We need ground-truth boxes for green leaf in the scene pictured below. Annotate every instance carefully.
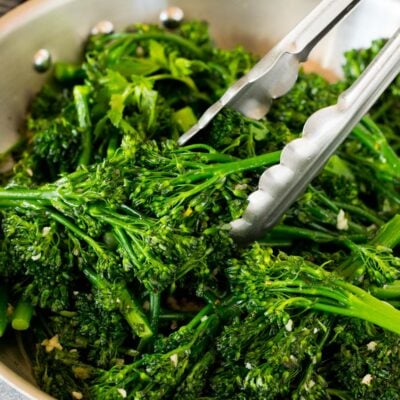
[108,88,132,128]
[173,106,198,133]
[131,76,158,129]
[100,70,129,94]
[149,40,168,67]
[112,57,161,77]
[173,57,193,77]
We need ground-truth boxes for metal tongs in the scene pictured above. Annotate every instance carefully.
[178,0,400,243]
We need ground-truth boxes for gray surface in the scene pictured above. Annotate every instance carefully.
[0,379,26,400]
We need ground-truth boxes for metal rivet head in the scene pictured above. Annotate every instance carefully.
[33,49,52,73]
[91,20,114,35]
[160,6,184,29]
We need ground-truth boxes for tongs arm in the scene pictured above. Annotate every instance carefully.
[178,0,361,145]
[230,27,400,242]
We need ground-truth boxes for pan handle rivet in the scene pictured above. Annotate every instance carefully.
[33,49,52,73]
[160,6,184,29]
[91,20,114,35]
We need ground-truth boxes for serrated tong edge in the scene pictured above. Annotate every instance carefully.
[230,27,400,242]
[178,0,361,146]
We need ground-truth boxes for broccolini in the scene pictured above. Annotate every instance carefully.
[0,20,399,400]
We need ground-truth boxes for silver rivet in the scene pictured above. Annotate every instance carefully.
[160,6,184,29]
[91,20,114,35]
[33,49,52,73]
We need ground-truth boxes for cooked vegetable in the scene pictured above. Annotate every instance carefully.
[0,21,399,400]
[0,285,8,337]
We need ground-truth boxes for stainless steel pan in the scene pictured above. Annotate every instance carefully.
[0,0,399,398]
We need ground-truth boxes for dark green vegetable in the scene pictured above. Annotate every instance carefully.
[0,285,8,337]
[11,299,34,331]
[0,20,399,400]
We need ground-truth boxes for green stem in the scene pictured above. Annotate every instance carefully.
[339,214,400,279]
[352,117,400,178]
[83,268,153,339]
[185,304,214,331]
[47,211,152,338]
[0,285,8,337]
[11,300,34,331]
[172,150,281,185]
[260,224,367,245]
[54,62,85,83]
[388,300,400,308]
[0,189,57,204]
[326,389,353,400]
[112,226,167,292]
[150,74,209,101]
[370,281,400,300]
[263,225,334,243]
[106,133,119,158]
[0,151,280,210]
[104,32,204,58]
[149,291,161,334]
[335,280,400,334]
[309,187,366,233]
[73,85,92,166]
[333,201,385,226]
[268,276,400,334]
[159,311,196,321]
[297,318,330,394]
[370,214,400,248]
[48,210,105,257]
[270,284,350,307]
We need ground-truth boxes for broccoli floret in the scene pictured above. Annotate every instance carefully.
[329,319,400,400]
[91,304,221,399]
[228,243,400,334]
[268,71,342,132]
[1,211,74,311]
[1,18,400,400]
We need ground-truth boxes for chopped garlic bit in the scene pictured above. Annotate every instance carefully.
[367,341,377,352]
[41,335,63,352]
[31,253,41,261]
[42,226,51,236]
[234,183,248,191]
[245,362,252,370]
[311,356,317,365]
[26,168,33,177]
[170,353,179,367]
[285,319,293,332]
[200,315,208,322]
[361,373,373,385]
[336,209,349,231]
[304,379,316,392]
[72,392,83,400]
[72,366,91,380]
[115,358,125,367]
[117,388,127,398]
[289,355,298,365]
